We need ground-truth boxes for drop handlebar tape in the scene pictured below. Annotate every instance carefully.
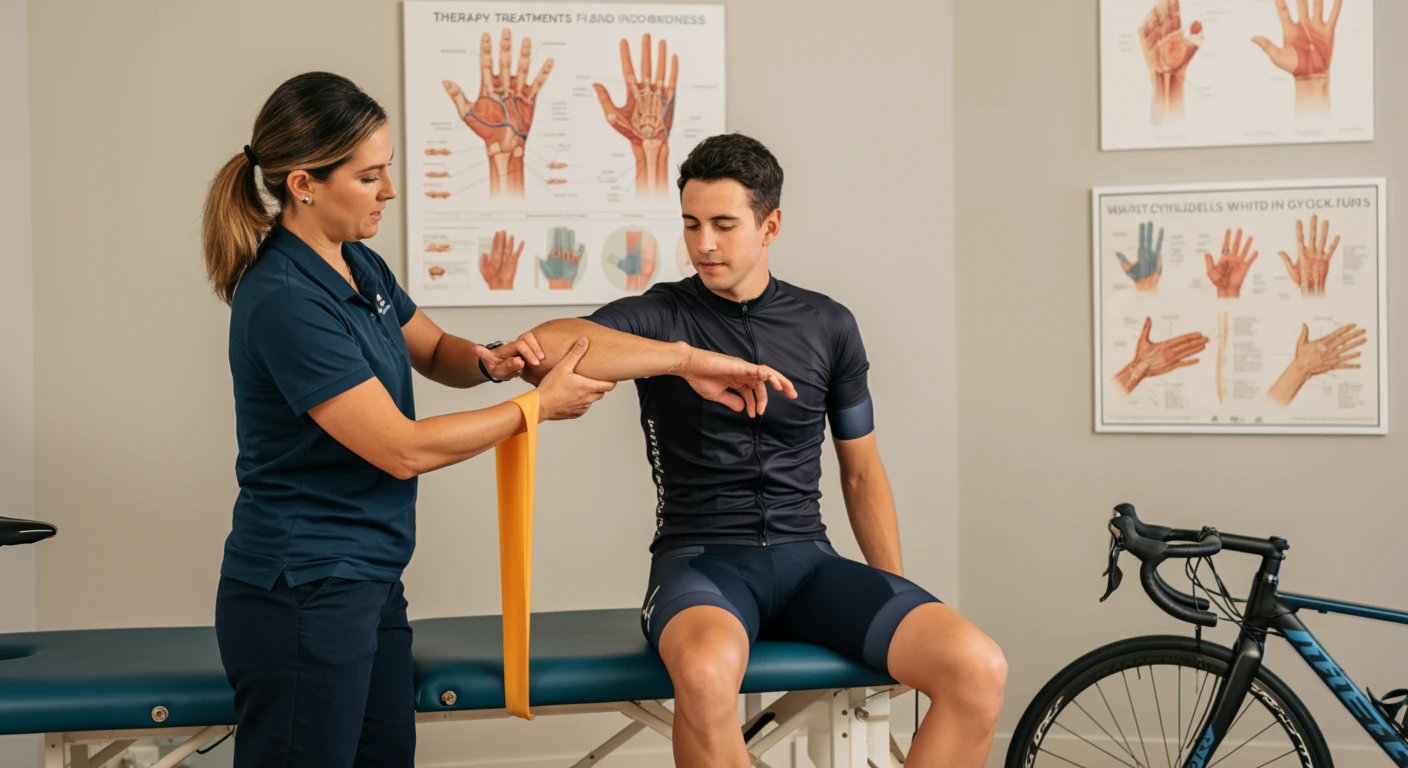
[498,390,539,720]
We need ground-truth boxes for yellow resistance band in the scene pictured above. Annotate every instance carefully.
[498,390,539,720]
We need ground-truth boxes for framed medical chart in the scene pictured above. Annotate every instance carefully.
[402,1,726,307]
[1093,177,1387,434]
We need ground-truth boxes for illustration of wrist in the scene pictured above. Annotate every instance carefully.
[548,278,573,289]
[642,138,663,192]
[507,154,526,196]
[1114,361,1147,394]
[1216,285,1241,299]
[1268,365,1307,405]
[1134,276,1159,292]
[1294,76,1330,112]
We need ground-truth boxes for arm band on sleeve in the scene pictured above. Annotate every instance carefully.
[829,396,875,440]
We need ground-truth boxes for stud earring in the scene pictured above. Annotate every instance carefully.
[302,196,312,205]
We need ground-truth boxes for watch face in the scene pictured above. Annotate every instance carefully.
[486,341,505,350]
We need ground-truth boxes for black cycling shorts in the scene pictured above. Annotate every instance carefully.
[639,540,942,674]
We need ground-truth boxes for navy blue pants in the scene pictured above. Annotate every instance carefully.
[214,575,415,767]
[640,540,942,674]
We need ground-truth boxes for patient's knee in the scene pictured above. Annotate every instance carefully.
[929,634,1007,722]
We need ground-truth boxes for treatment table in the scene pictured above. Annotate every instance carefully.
[0,402,913,766]
[0,607,912,767]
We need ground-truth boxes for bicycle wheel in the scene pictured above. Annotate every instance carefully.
[1006,635,1331,768]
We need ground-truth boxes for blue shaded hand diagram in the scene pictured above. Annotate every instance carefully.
[1116,221,1164,291]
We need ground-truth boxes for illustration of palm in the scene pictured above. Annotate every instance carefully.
[1204,227,1259,298]
[443,28,553,198]
[593,34,678,197]
[1253,0,1341,79]
[1116,221,1163,292]
[1140,0,1201,77]
[538,227,585,290]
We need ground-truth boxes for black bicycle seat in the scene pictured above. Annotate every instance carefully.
[0,516,56,547]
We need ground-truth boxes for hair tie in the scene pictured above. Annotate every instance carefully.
[243,145,259,166]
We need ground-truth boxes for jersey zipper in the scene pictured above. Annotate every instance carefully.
[740,300,769,546]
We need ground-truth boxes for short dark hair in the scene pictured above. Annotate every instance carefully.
[677,133,783,225]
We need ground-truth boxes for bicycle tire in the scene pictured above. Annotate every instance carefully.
[1006,634,1332,768]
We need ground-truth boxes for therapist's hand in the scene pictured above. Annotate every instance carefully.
[536,337,615,421]
[474,331,546,383]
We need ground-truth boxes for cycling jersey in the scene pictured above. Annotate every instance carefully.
[585,273,875,554]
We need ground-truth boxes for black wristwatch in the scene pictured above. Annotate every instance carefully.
[479,340,507,383]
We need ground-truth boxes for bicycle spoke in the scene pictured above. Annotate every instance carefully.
[1150,666,1172,768]
[1097,680,1143,764]
[1122,669,1153,768]
[1208,719,1280,768]
[1052,721,1144,768]
[1252,748,1300,768]
[1038,746,1092,768]
[1071,699,1145,765]
[1178,669,1215,764]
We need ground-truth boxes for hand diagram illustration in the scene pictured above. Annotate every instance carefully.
[538,227,585,290]
[606,229,658,291]
[1139,0,1203,124]
[480,230,523,291]
[1114,317,1208,396]
[593,34,678,197]
[1278,214,1339,296]
[1267,321,1364,405]
[1116,221,1164,292]
[1253,0,1341,112]
[1204,228,1259,298]
[443,29,554,197]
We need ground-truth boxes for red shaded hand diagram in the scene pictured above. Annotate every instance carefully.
[1253,0,1341,112]
[1114,317,1209,396]
[1204,227,1259,298]
[594,34,678,197]
[1279,214,1339,296]
[480,230,523,290]
[1267,321,1364,405]
[444,29,554,197]
[1139,0,1203,124]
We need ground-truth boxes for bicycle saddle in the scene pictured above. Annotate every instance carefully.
[0,516,56,547]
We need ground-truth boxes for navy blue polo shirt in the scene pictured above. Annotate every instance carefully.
[222,226,419,590]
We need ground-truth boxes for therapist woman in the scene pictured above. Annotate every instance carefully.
[198,71,611,766]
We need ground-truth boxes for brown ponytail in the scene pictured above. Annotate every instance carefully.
[200,72,388,306]
[202,150,273,305]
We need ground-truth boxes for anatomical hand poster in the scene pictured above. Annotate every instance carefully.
[1093,178,1387,434]
[1099,0,1374,151]
[401,1,724,307]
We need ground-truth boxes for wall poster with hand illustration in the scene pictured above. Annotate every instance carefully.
[1093,178,1387,434]
[1099,0,1374,151]
[402,1,724,307]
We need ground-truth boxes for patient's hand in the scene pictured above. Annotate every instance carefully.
[683,348,798,418]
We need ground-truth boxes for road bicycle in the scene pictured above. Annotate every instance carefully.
[1006,502,1408,768]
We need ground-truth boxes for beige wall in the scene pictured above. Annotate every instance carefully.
[955,2,1404,765]
[0,0,39,762]
[28,0,955,765]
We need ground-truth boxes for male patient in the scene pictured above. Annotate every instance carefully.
[518,133,1006,767]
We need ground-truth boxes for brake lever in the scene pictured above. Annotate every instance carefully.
[1100,531,1124,602]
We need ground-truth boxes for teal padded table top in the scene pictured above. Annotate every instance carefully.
[0,608,895,735]
[0,625,237,736]
[412,608,896,713]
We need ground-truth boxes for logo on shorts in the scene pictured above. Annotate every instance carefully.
[642,585,661,630]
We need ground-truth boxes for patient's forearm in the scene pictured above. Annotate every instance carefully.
[843,469,904,577]
[528,318,689,382]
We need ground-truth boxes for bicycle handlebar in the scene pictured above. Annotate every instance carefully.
[1110,502,1223,627]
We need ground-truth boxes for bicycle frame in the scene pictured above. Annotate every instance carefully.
[1182,551,1408,767]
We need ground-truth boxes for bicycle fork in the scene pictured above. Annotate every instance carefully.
[1181,553,1408,767]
